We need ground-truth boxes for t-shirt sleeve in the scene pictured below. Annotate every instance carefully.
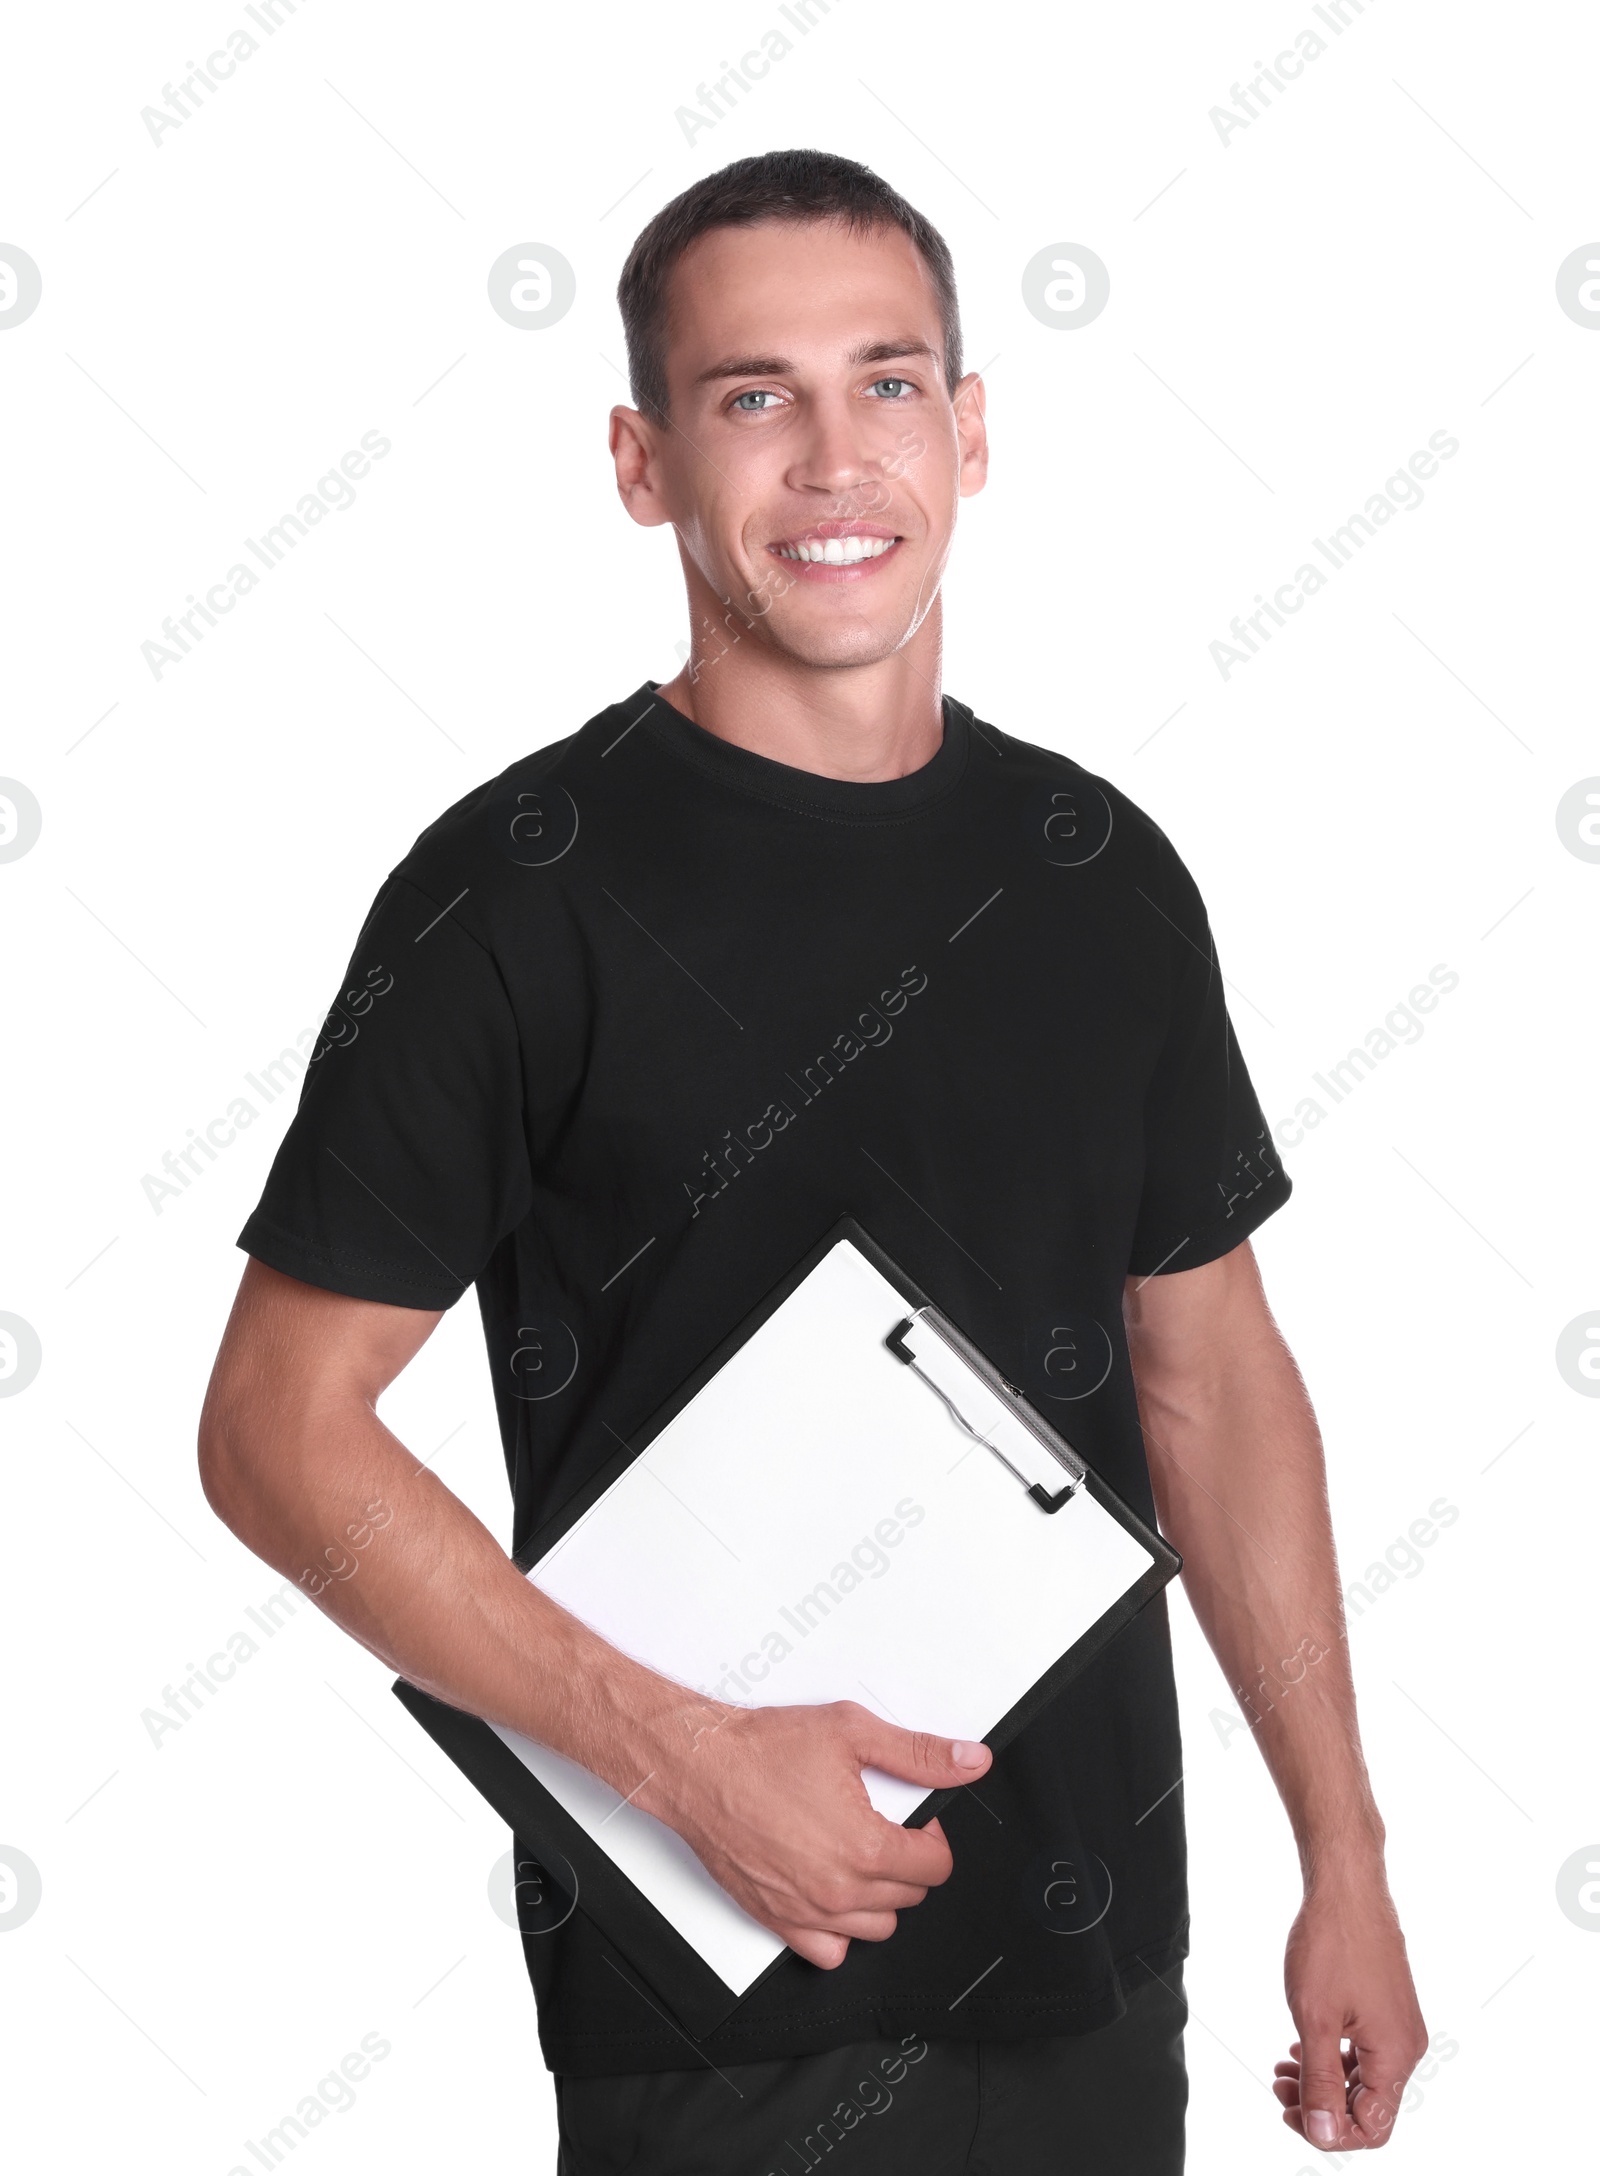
[237,873,534,1310]
[1126,840,1291,1278]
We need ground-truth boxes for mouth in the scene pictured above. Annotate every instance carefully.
[766,521,904,580]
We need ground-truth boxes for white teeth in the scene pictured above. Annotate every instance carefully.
[776,535,896,563]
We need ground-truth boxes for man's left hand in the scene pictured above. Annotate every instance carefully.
[1274,1863,1428,2151]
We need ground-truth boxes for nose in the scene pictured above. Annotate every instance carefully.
[784,391,881,506]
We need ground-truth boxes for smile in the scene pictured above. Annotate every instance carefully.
[772,534,900,565]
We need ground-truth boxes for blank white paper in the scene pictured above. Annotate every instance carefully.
[490,1239,1155,1997]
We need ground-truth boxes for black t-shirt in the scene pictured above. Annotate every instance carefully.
[238,682,1291,2077]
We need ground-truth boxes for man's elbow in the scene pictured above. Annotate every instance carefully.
[196,1355,298,1539]
[197,1381,256,1534]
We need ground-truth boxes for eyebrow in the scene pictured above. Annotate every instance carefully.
[692,337,941,388]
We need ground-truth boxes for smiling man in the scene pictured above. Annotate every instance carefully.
[200,151,1426,2173]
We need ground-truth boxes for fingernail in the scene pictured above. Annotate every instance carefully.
[1307,2110,1338,2146]
[950,1739,987,1770]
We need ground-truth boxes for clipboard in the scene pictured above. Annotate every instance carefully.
[393,1214,1181,2040]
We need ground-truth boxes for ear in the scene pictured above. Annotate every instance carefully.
[952,371,989,499]
[610,405,675,528]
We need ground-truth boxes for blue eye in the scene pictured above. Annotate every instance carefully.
[733,389,779,410]
[870,378,913,398]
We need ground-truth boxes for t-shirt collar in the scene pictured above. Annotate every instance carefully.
[627,680,970,821]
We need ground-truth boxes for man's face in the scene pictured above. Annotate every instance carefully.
[617,217,987,670]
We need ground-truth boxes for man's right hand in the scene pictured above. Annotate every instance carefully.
[638,1698,992,1968]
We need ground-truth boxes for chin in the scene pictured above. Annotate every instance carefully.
[764,617,919,671]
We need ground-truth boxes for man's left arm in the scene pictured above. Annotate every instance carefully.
[1124,1236,1428,2154]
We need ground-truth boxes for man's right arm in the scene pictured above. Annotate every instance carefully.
[198,1257,988,1967]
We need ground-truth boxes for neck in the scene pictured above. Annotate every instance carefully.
[653,602,946,783]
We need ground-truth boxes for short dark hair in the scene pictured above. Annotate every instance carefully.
[617,149,963,428]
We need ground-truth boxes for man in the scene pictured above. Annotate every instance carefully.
[199,150,1426,2171]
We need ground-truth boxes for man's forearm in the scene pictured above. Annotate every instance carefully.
[1125,1248,1383,1877]
[1128,1243,1429,2150]
[199,1390,711,1805]
[197,1288,989,1973]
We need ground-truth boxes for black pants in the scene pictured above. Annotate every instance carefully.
[555,1966,1187,2174]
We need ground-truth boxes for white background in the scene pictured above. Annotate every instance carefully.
[2,1,1596,2169]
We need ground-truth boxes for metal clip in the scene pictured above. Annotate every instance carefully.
[885,1317,1076,1512]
